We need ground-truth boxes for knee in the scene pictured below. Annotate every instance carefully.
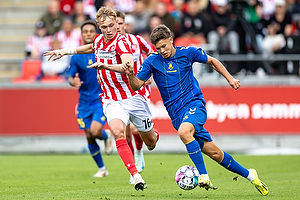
[178,130,193,144]
[90,128,102,139]
[111,128,125,140]
[86,132,95,144]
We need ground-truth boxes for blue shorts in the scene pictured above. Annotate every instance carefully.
[171,100,212,142]
[76,102,107,130]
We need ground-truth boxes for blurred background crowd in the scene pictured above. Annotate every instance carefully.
[23,0,300,80]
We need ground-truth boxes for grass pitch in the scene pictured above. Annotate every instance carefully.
[0,153,299,199]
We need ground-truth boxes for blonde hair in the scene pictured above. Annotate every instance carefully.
[95,6,117,23]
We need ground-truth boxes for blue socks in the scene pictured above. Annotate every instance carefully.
[99,129,108,140]
[219,151,249,178]
[185,139,207,174]
[186,138,249,178]
[88,142,104,168]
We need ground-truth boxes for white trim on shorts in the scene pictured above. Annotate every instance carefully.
[102,94,153,132]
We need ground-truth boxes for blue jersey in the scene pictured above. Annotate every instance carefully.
[136,46,208,120]
[68,54,101,106]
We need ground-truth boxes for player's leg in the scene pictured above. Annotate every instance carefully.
[104,99,146,191]
[130,123,145,173]
[128,95,159,151]
[202,141,268,195]
[85,128,108,177]
[76,108,108,178]
[125,124,134,155]
[126,124,136,184]
[90,105,113,155]
[109,118,146,190]
[177,122,215,190]
[176,101,216,190]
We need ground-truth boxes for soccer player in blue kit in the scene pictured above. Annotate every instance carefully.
[124,24,269,196]
[67,20,113,178]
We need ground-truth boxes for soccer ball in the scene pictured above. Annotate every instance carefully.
[175,165,199,190]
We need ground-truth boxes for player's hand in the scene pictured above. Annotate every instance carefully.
[122,62,134,75]
[43,49,67,61]
[145,77,152,85]
[74,73,83,88]
[228,78,241,90]
[87,62,106,70]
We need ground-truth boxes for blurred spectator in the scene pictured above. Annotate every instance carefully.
[197,0,210,12]
[124,14,135,34]
[154,1,176,35]
[260,0,276,20]
[41,39,70,79]
[25,21,53,59]
[72,0,91,29]
[114,0,136,13]
[149,14,162,33]
[207,0,240,54]
[83,0,98,19]
[137,14,162,50]
[132,0,152,34]
[94,0,107,11]
[171,0,184,36]
[262,0,293,74]
[245,0,268,51]
[176,0,212,46]
[40,0,66,35]
[262,0,293,55]
[55,17,82,49]
[103,0,116,8]
[60,0,75,15]
[292,0,300,13]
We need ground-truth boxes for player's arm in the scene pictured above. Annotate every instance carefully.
[88,53,133,73]
[68,73,83,88]
[206,55,241,90]
[44,44,93,61]
[123,62,145,91]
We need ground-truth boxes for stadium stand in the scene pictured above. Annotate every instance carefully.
[0,0,47,82]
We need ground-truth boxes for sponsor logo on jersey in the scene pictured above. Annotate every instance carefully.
[97,50,115,59]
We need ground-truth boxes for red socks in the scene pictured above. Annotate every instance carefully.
[133,133,143,151]
[116,139,138,176]
[127,140,134,155]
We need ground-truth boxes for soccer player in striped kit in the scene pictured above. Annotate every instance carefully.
[115,10,157,184]
[44,6,159,191]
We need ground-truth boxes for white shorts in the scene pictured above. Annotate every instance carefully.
[102,94,153,132]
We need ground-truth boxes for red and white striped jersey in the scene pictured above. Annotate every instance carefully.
[93,32,137,101]
[125,33,152,101]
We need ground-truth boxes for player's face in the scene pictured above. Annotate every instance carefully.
[81,24,97,45]
[116,17,126,36]
[155,37,175,59]
[97,16,117,42]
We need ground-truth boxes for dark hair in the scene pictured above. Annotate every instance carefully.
[115,10,125,20]
[150,24,172,45]
[80,20,98,32]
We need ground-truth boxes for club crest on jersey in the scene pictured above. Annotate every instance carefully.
[167,63,177,73]
[131,44,137,51]
[88,59,93,65]
[109,45,116,51]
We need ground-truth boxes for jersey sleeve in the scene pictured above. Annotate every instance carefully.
[190,46,208,63]
[136,35,152,55]
[116,37,132,56]
[67,55,78,77]
[136,58,152,81]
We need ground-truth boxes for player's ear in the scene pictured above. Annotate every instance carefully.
[169,37,173,44]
